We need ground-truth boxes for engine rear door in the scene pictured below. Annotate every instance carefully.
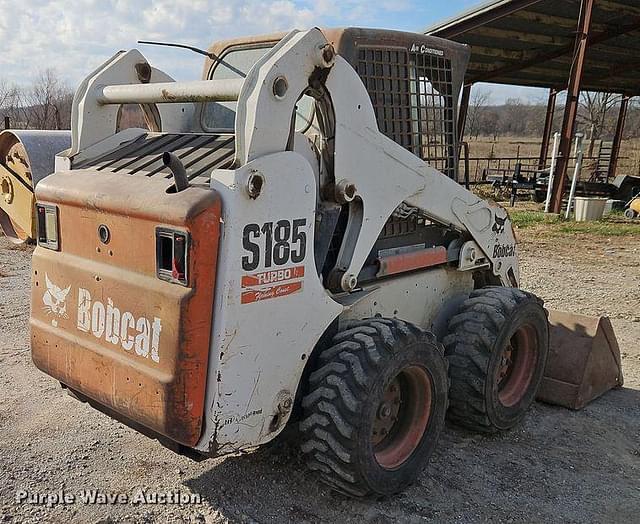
[30,170,221,447]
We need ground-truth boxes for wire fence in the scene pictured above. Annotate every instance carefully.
[460,154,629,184]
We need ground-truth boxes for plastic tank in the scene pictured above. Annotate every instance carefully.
[574,197,607,221]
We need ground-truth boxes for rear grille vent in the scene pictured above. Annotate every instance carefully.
[74,133,235,184]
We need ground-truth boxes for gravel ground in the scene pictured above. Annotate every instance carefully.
[1,228,639,523]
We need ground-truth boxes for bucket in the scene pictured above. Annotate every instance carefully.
[537,310,623,410]
[574,196,607,221]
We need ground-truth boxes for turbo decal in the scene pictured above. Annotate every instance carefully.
[241,281,303,304]
[241,265,305,304]
[241,266,305,287]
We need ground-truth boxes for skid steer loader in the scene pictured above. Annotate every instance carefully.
[29,27,552,497]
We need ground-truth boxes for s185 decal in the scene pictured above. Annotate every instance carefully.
[242,219,307,271]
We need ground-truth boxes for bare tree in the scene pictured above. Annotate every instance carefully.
[0,71,74,130]
[624,97,640,140]
[466,89,491,139]
[0,80,12,110]
[0,80,23,128]
[26,69,74,130]
[578,92,619,140]
[502,98,529,136]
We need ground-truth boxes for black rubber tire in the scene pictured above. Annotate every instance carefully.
[624,208,637,219]
[299,318,448,497]
[443,287,549,433]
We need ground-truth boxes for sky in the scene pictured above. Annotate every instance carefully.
[0,0,544,104]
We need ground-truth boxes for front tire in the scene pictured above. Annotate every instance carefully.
[444,287,548,433]
[300,318,448,497]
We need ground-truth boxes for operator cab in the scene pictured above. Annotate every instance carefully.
[201,28,469,181]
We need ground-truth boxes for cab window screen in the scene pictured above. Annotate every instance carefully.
[356,47,456,179]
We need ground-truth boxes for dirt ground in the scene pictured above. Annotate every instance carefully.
[1,225,639,523]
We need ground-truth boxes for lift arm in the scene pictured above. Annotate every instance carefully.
[235,28,519,288]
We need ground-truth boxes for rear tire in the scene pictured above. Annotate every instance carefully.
[624,208,637,219]
[444,287,548,433]
[300,318,448,497]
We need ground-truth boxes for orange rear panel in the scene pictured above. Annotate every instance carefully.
[30,170,221,446]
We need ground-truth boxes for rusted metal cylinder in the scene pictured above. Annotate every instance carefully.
[0,129,71,243]
[96,79,243,105]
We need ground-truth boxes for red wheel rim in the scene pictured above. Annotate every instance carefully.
[372,366,432,470]
[496,324,538,407]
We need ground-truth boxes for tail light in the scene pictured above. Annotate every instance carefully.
[36,204,59,250]
[156,227,189,286]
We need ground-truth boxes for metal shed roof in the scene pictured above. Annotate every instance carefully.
[426,0,640,95]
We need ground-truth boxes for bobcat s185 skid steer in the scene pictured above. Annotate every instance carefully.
[29,27,552,497]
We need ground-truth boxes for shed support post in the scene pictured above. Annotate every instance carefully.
[549,0,594,214]
[608,94,630,180]
[458,83,472,145]
[538,88,558,169]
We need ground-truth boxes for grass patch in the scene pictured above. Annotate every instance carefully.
[509,209,640,236]
[509,210,562,228]
[556,221,639,236]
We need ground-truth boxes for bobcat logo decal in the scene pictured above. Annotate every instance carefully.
[43,274,71,324]
[492,214,507,235]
